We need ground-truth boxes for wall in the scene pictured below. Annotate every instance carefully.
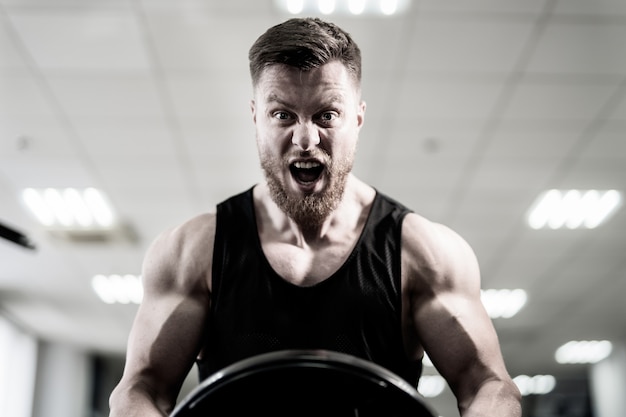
[31,341,92,417]
[590,341,626,417]
[0,315,38,417]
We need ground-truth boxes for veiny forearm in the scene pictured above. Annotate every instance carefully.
[459,379,522,417]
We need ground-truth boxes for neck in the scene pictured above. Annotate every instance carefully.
[254,176,376,247]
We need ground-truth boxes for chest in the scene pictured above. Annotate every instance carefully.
[261,239,355,287]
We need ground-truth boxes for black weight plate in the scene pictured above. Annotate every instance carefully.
[170,349,436,417]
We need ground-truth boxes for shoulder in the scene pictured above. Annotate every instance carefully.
[401,212,480,293]
[142,211,217,295]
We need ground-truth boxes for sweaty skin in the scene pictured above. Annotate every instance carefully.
[109,61,521,416]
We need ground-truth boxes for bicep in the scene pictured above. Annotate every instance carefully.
[415,290,504,392]
[123,292,208,402]
[120,230,211,410]
[404,220,508,400]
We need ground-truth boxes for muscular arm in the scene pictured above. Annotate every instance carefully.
[401,214,521,417]
[109,214,215,417]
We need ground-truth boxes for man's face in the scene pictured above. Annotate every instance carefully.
[251,61,366,228]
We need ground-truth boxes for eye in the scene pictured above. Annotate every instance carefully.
[318,111,339,125]
[272,111,292,121]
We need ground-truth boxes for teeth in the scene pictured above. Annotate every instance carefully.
[293,161,321,169]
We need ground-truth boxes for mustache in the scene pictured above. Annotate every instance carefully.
[286,149,331,164]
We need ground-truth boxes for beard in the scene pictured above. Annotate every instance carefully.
[260,149,353,232]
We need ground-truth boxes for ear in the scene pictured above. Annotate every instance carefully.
[357,100,366,129]
[250,99,257,124]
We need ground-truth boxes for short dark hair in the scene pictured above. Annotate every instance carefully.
[248,17,362,87]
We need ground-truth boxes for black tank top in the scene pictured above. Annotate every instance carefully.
[197,188,422,387]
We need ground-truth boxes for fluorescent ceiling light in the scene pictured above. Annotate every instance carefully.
[555,340,613,364]
[348,0,366,14]
[422,353,433,367]
[417,375,446,398]
[527,189,622,230]
[379,0,399,15]
[92,274,143,305]
[513,374,556,396]
[481,289,527,319]
[318,0,335,14]
[22,187,115,229]
[275,0,410,16]
[286,0,304,13]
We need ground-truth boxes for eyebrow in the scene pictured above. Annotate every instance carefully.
[265,93,346,109]
[266,93,292,107]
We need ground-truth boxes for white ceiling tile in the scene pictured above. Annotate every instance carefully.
[394,80,504,120]
[123,208,195,243]
[405,17,535,72]
[527,22,626,75]
[0,186,32,237]
[389,124,482,159]
[96,155,188,189]
[139,0,271,15]
[340,17,408,73]
[609,92,626,119]
[1,0,130,7]
[0,74,56,116]
[144,14,266,71]
[0,21,28,70]
[179,120,255,151]
[503,81,617,120]
[0,155,97,189]
[358,113,486,170]
[379,155,470,193]
[562,234,626,276]
[561,158,626,190]
[581,120,626,159]
[418,0,548,14]
[485,128,585,159]
[197,166,262,200]
[114,189,198,231]
[46,75,164,117]
[0,115,72,159]
[0,133,80,191]
[167,74,252,119]
[8,10,149,70]
[73,117,177,157]
[553,0,626,16]
[457,194,529,234]
[357,76,408,144]
[469,156,558,191]
[371,184,454,223]
[492,228,588,285]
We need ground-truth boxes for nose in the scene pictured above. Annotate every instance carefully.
[292,121,320,151]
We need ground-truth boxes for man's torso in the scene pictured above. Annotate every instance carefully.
[197,186,422,386]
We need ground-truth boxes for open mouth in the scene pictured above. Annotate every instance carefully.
[290,160,325,184]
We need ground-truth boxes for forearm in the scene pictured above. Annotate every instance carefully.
[109,383,172,417]
[459,379,522,417]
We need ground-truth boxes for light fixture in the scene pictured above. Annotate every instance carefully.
[513,375,556,396]
[275,0,410,16]
[480,289,527,319]
[286,0,305,13]
[527,189,622,230]
[422,353,433,367]
[91,274,143,305]
[417,375,446,398]
[348,0,366,15]
[22,187,115,229]
[318,0,335,14]
[555,340,613,364]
